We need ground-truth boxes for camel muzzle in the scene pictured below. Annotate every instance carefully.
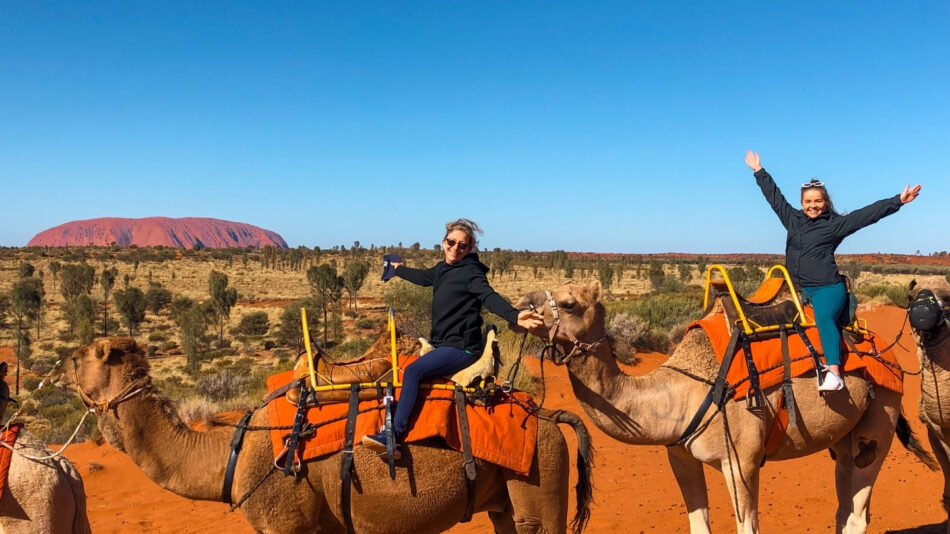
[909,290,946,332]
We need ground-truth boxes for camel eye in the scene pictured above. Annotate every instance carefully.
[559,300,576,310]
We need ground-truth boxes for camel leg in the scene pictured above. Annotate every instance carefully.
[504,423,570,534]
[923,421,950,534]
[489,510,518,534]
[832,389,900,534]
[667,450,712,534]
[719,454,761,534]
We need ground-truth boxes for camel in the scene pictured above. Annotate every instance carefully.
[54,337,593,534]
[517,280,934,534]
[908,276,950,532]
[0,428,91,533]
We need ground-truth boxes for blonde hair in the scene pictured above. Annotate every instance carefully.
[444,218,483,251]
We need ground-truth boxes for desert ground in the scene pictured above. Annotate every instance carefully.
[56,303,947,533]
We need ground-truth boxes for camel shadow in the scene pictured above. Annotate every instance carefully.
[885,522,947,534]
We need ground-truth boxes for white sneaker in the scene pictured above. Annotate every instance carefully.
[818,371,844,392]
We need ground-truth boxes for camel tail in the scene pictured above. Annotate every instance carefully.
[59,456,92,534]
[550,409,594,534]
[896,412,939,471]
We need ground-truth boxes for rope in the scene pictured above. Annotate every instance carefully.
[0,409,94,461]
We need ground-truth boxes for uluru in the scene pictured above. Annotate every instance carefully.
[27,217,288,249]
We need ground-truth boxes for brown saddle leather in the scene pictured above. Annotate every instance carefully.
[286,355,395,404]
[705,277,800,332]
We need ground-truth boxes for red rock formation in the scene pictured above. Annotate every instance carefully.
[27,217,288,249]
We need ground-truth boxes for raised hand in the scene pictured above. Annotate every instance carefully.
[900,184,921,204]
[745,150,762,172]
[516,310,544,333]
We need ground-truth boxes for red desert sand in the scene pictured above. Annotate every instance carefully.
[61,305,946,533]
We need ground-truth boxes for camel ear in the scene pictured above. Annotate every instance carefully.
[589,280,602,302]
[909,279,918,291]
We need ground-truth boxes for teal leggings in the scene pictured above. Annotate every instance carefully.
[802,282,847,367]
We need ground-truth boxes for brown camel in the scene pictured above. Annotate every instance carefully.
[55,337,593,534]
[908,276,950,532]
[518,280,933,534]
[0,428,91,533]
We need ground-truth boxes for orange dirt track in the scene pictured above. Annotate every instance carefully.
[62,305,947,533]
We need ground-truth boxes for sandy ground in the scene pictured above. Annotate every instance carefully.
[60,304,947,533]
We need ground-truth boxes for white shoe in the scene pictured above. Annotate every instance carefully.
[818,371,844,392]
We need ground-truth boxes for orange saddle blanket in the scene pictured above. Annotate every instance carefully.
[265,357,538,475]
[0,424,21,501]
[686,308,902,400]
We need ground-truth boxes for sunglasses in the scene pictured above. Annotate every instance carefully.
[444,238,471,251]
[801,180,825,189]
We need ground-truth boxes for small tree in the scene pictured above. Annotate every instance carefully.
[60,263,96,303]
[100,266,118,336]
[10,277,43,394]
[341,262,370,312]
[278,298,322,354]
[145,283,173,314]
[208,270,238,345]
[307,264,343,345]
[678,262,692,283]
[648,260,666,290]
[597,262,614,294]
[233,311,270,349]
[48,261,61,292]
[113,287,147,336]
[179,303,211,373]
[18,262,35,278]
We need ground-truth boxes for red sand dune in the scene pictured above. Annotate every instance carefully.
[60,305,947,533]
[27,217,287,249]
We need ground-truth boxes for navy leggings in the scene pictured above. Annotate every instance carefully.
[802,282,847,367]
[393,346,477,437]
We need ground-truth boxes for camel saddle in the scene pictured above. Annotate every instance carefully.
[286,327,499,404]
[0,424,21,501]
[705,277,801,335]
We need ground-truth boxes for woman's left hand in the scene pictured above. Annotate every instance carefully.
[900,184,922,204]
[516,310,544,333]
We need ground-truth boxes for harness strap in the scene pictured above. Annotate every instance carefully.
[740,332,762,410]
[455,385,477,523]
[283,381,310,477]
[671,329,741,446]
[793,322,824,388]
[222,410,254,504]
[383,383,396,480]
[340,383,360,534]
[779,327,797,430]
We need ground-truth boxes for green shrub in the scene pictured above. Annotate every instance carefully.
[856,284,908,307]
[330,337,374,359]
[384,283,432,339]
[355,317,378,331]
[22,376,42,392]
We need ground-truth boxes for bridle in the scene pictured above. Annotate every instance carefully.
[540,290,609,365]
[909,289,950,349]
[71,357,150,416]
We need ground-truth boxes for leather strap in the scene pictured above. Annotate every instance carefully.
[671,329,741,446]
[779,327,798,430]
[793,322,824,388]
[455,385,477,523]
[740,332,762,410]
[221,410,254,504]
[384,383,396,480]
[283,381,310,477]
[340,383,360,534]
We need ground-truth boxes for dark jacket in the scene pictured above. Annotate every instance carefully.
[755,168,902,287]
[394,253,520,352]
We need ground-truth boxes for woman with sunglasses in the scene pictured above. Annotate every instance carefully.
[745,151,921,392]
[362,218,543,456]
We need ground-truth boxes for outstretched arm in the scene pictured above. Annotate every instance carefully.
[747,150,796,228]
[394,264,436,287]
[833,184,920,238]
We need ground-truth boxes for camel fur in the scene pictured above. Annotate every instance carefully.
[56,337,593,534]
[518,280,934,534]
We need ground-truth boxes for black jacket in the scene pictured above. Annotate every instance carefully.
[394,253,520,352]
[755,168,902,287]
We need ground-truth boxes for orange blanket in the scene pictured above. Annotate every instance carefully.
[0,424,21,501]
[265,359,538,475]
[686,308,902,400]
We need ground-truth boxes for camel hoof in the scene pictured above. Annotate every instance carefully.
[854,439,878,468]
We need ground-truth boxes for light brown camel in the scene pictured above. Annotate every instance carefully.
[908,276,950,533]
[54,337,593,534]
[0,428,91,533]
[517,280,934,534]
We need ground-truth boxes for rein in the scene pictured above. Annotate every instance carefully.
[72,359,150,416]
[541,290,609,366]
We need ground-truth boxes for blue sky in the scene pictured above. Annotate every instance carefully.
[1,2,947,254]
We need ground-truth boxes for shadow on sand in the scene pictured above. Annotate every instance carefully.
[885,522,947,534]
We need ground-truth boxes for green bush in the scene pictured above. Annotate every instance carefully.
[384,283,432,339]
[856,284,908,307]
[22,376,42,392]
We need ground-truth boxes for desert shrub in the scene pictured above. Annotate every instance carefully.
[273,348,290,361]
[233,311,270,337]
[355,317,378,331]
[608,290,702,332]
[856,284,908,307]
[330,337,374,359]
[384,283,432,339]
[194,368,251,402]
[177,397,219,426]
[606,312,646,365]
[154,375,193,402]
[263,340,276,350]
[22,376,42,392]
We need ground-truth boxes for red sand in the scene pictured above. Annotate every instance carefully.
[61,305,946,533]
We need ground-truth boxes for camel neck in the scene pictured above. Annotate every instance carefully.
[105,388,234,501]
[565,341,696,446]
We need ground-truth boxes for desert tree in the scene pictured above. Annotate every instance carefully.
[10,277,43,394]
[169,295,196,321]
[278,298,322,354]
[208,270,238,345]
[178,302,212,373]
[0,293,9,330]
[60,263,96,303]
[597,261,614,294]
[18,262,35,278]
[48,261,61,292]
[341,261,370,312]
[145,283,173,315]
[232,311,270,349]
[648,260,666,290]
[678,262,692,283]
[113,287,147,337]
[100,266,118,336]
[306,263,343,346]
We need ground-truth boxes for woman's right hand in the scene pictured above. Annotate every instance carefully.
[745,150,762,172]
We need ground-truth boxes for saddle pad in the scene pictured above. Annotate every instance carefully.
[265,363,538,475]
[686,307,902,401]
[0,424,21,501]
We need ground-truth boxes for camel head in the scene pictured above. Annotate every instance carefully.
[515,281,607,361]
[907,277,950,343]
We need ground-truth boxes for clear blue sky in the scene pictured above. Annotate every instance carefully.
[1,2,947,254]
